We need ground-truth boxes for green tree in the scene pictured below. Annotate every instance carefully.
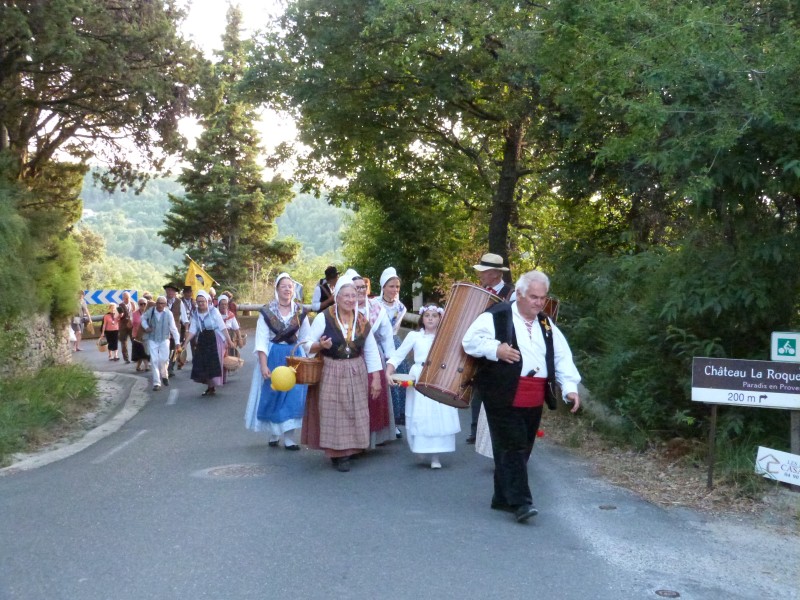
[247,0,562,272]
[161,5,296,286]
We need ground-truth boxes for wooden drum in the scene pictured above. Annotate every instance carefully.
[416,282,500,408]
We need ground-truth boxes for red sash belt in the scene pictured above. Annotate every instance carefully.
[512,376,546,408]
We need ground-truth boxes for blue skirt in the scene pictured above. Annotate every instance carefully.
[257,343,308,423]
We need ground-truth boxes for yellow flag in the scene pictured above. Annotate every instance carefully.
[185,258,215,294]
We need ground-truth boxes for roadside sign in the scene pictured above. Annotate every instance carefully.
[692,357,800,410]
[84,289,138,305]
[771,332,800,362]
[755,446,800,485]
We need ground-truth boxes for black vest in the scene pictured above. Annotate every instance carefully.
[471,302,523,408]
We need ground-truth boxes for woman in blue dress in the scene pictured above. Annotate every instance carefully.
[244,273,311,450]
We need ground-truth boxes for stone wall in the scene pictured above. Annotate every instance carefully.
[0,314,72,379]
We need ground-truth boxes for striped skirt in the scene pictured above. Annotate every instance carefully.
[302,356,370,457]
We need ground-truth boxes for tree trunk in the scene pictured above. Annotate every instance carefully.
[488,119,526,279]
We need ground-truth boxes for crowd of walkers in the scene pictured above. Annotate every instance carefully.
[77,258,582,523]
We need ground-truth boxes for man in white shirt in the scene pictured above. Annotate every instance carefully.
[141,295,181,391]
[462,270,581,523]
[305,265,338,312]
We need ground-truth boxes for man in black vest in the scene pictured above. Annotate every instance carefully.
[306,265,338,312]
[466,253,514,444]
[463,270,581,523]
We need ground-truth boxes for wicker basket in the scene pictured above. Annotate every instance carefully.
[286,342,322,385]
[223,348,244,372]
[96,337,108,352]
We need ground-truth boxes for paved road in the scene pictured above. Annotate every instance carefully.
[0,337,797,600]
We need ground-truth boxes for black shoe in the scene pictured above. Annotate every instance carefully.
[465,434,476,444]
[514,504,538,523]
[268,441,279,447]
[284,444,300,451]
[336,457,351,472]
[162,377,169,386]
[491,502,515,513]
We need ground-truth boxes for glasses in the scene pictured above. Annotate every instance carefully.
[354,286,367,291]
[138,302,146,306]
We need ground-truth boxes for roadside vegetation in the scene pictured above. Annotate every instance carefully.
[0,365,97,467]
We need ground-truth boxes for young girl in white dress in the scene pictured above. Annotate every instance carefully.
[386,305,461,468]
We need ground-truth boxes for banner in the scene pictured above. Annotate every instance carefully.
[185,258,215,294]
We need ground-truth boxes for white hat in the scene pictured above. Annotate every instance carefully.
[334,275,354,297]
[274,272,293,293]
[380,266,399,289]
[473,253,509,272]
[342,268,360,280]
[196,290,211,301]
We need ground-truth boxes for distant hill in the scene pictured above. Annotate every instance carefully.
[79,174,350,272]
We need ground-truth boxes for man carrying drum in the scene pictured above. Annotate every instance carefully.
[467,252,513,443]
[462,270,581,523]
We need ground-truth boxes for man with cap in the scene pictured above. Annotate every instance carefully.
[306,265,338,313]
[467,253,513,443]
[180,285,196,367]
[164,283,189,375]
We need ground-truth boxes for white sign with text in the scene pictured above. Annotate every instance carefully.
[755,446,800,485]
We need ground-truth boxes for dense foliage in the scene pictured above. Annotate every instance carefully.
[244,0,800,446]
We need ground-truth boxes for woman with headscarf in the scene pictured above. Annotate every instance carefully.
[244,274,310,450]
[100,304,120,361]
[377,267,409,437]
[348,270,396,447]
[218,294,242,363]
[185,290,233,396]
[301,275,384,472]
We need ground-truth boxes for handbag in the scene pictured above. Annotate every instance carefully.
[538,312,559,410]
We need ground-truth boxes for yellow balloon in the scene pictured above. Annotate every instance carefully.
[270,366,296,391]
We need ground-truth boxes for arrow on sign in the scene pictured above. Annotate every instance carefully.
[84,290,138,305]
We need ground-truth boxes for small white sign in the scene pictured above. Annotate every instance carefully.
[771,332,800,363]
[755,446,800,485]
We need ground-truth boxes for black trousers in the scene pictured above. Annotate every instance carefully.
[483,403,543,508]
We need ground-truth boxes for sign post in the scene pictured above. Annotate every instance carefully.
[692,357,800,489]
[771,332,800,457]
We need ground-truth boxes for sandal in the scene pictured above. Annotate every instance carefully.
[201,388,216,397]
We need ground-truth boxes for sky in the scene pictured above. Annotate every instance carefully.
[177,0,297,174]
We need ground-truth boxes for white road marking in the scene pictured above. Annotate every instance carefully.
[90,429,148,464]
[167,389,179,405]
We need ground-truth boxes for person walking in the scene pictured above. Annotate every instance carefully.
[305,265,338,313]
[140,296,181,391]
[116,291,136,364]
[467,252,513,444]
[387,305,460,469]
[100,304,120,361]
[301,275,383,472]
[185,290,233,396]
[71,290,91,352]
[352,271,396,447]
[377,266,408,439]
[244,274,310,450]
[462,270,581,523]
[130,298,150,372]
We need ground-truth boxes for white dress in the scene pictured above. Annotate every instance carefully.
[387,331,461,454]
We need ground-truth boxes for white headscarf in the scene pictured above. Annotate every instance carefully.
[341,268,360,280]
[334,275,355,297]
[274,272,293,294]
[380,267,398,289]
[196,290,211,301]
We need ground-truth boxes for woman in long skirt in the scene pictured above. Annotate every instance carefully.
[244,273,310,450]
[185,290,233,396]
[386,305,461,469]
[301,275,383,472]
[377,266,408,437]
[349,270,395,447]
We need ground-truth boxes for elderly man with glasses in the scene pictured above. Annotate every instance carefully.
[141,295,181,391]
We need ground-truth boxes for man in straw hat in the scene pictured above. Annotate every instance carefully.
[473,252,514,301]
[467,252,513,444]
